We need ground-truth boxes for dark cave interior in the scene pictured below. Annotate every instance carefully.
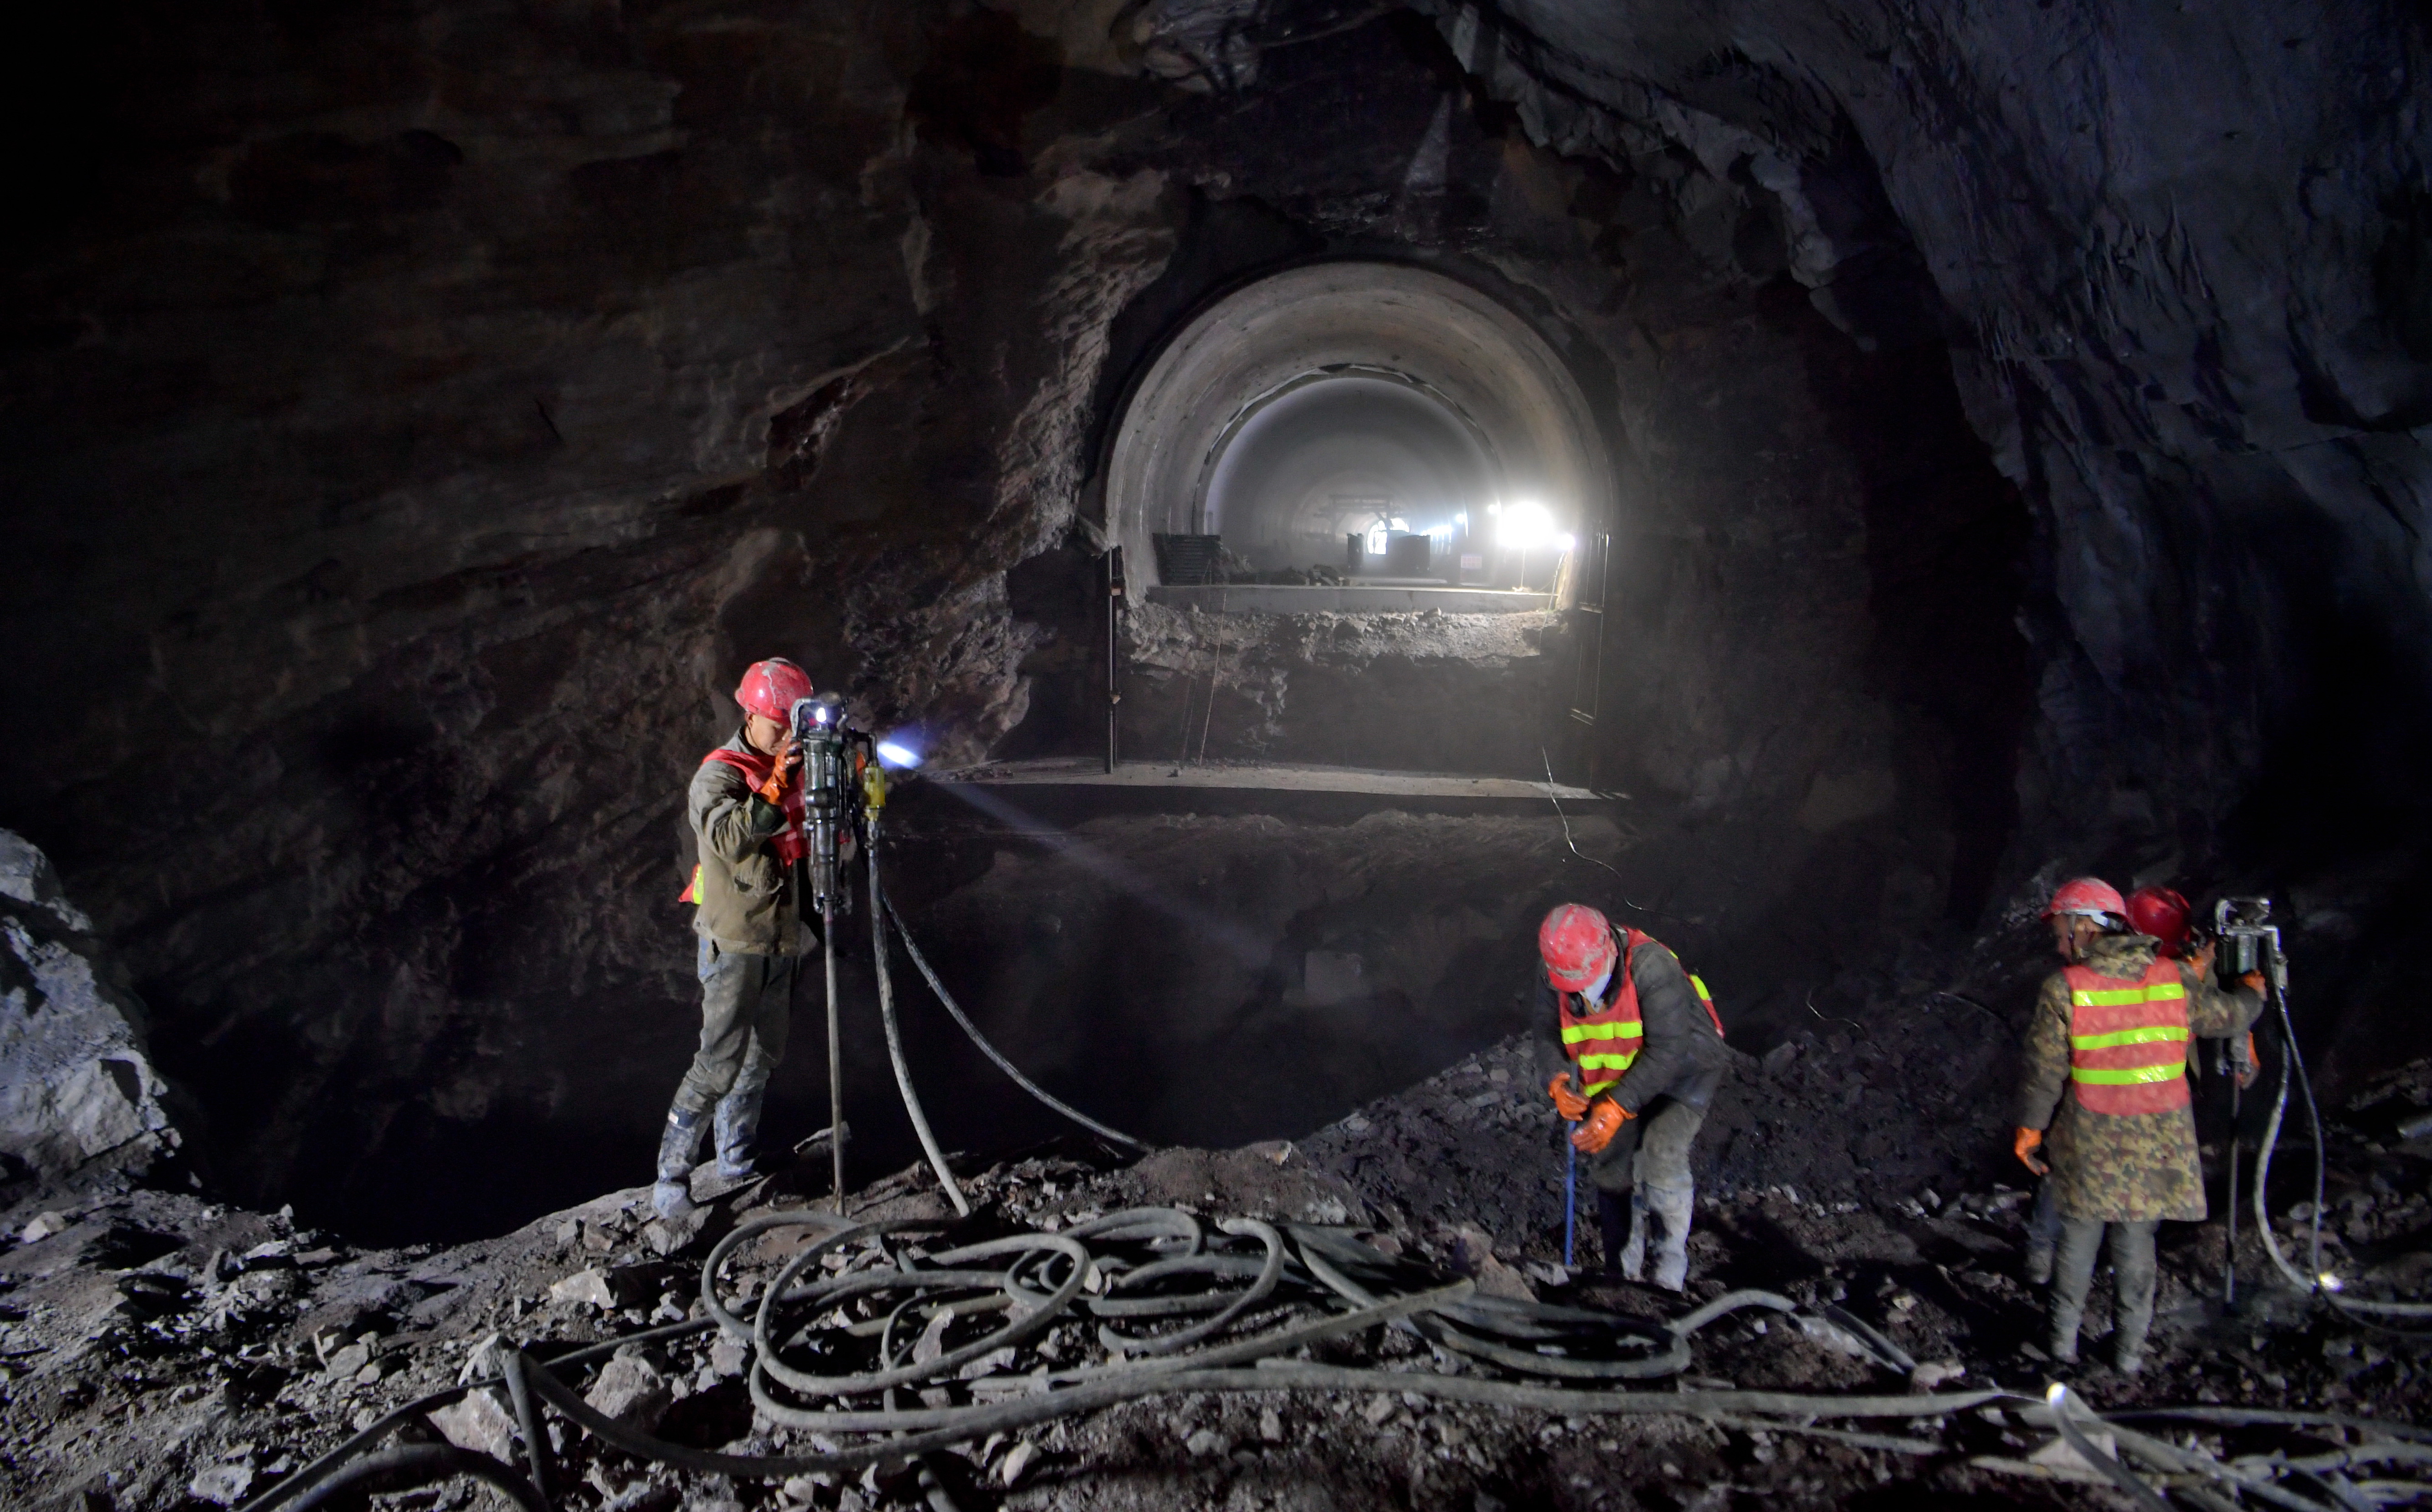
[0,0,2427,1300]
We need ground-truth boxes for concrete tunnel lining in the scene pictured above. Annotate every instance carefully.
[1105,262,1614,588]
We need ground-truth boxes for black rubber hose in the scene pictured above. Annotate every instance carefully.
[500,1348,554,1512]
[880,889,1145,1148]
[279,1444,543,1512]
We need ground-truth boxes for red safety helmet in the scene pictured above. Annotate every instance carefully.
[2041,876,2127,923]
[734,658,814,722]
[1539,903,1619,991]
[2125,886,2193,957]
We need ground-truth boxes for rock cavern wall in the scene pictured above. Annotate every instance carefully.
[0,1,2421,1235]
[1411,0,2432,1085]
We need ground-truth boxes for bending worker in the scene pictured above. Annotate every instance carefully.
[1537,903,1729,1291]
[653,657,819,1220]
[2014,876,2263,1373]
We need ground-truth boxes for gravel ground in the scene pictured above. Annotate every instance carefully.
[4,1042,2430,1512]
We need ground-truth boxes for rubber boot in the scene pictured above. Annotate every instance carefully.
[652,1106,705,1220]
[1592,1190,1634,1281]
[713,1072,769,1182]
[1645,1178,1693,1293]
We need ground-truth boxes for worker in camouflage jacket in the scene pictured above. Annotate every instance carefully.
[2013,877,2263,1374]
[652,657,823,1220]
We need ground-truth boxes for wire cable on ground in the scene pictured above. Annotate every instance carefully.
[1536,745,1693,925]
[235,1203,2427,1512]
[878,886,1145,1148]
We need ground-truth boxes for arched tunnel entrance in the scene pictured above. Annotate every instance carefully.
[1101,262,1613,776]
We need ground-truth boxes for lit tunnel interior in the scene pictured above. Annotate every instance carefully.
[1108,262,1611,595]
[1201,371,1497,574]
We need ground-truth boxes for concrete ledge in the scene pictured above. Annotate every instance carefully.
[1144,585,1553,615]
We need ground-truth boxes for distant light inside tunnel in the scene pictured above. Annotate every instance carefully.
[877,738,921,769]
[1498,500,1555,549]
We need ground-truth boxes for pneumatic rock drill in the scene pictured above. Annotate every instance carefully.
[792,691,882,1210]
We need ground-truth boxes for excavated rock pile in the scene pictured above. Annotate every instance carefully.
[3,1040,2428,1512]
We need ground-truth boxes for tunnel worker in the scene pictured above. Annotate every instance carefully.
[2013,876,2263,1374]
[1538,903,1729,1292]
[2022,882,2199,1284]
[652,657,818,1220]
[2124,886,2193,958]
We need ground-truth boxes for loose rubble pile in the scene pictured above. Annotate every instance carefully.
[2,1034,2430,1511]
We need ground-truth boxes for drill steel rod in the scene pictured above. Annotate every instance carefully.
[867,827,970,1215]
[823,895,844,1212]
[1564,1142,1578,1271]
[2225,1067,2241,1305]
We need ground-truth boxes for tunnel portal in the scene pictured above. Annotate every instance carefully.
[1108,261,1612,599]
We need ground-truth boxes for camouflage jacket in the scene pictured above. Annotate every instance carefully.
[2014,933,2262,1222]
[688,730,804,957]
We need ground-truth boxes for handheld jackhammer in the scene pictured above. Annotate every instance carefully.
[2212,896,2288,1305]
[795,692,868,1210]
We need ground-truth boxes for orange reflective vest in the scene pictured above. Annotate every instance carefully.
[2062,958,2192,1115]
[677,747,808,903]
[1557,929,1724,1097]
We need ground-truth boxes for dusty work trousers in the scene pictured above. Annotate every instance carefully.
[1583,1084,1712,1194]
[672,938,795,1116]
[2051,1216,2160,1362]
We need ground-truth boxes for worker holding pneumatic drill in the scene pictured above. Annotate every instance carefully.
[1537,904,1729,1292]
[652,657,825,1221]
[2013,877,2263,1374]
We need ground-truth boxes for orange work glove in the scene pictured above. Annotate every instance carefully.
[754,742,802,805]
[1547,1073,1590,1121]
[1570,1099,1631,1154]
[2014,1126,2049,1176]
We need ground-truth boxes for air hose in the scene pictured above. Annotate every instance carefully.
[235,1200,2432,1512]
[877,885,1145,1148]
[867,835,970,1215]
[2247,979,2432,1317]
[233,1206,1967,1512]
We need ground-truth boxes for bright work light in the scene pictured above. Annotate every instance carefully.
[1498,500,1554,549]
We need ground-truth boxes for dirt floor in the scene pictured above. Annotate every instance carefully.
[4,1035,2430,1512]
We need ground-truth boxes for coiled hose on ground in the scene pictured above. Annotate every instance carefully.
[235,1203,2431,1512]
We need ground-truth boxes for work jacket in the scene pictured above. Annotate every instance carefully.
[1535,928,1729,1116]
[685,730,806,957]
[2015,933,2261,1222]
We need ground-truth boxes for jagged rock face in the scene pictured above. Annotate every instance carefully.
[1413,0,2432,1082]
[0,833,180,1184]
[0,0,2419,1231]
